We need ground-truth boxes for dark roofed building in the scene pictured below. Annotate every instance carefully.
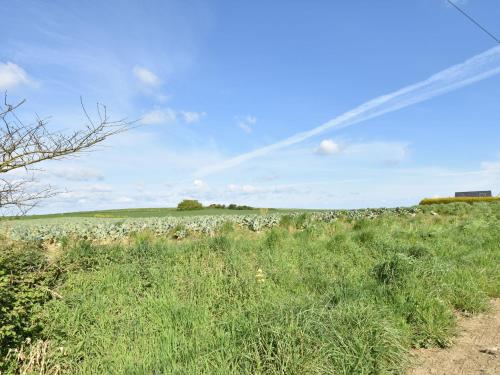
[455,191,492,198]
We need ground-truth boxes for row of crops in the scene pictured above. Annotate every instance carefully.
[1,207,421,243]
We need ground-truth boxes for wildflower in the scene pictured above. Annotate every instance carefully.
[256,268,265,283]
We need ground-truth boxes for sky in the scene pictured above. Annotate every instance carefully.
[1,0,500,213]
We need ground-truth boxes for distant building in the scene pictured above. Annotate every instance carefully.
[455,191,492,198]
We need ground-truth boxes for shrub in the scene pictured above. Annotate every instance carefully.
[227,204,254,210]
[419,196,500,205]
[0,246,58,371]
[177,199,203,211]
[208,203,226,209]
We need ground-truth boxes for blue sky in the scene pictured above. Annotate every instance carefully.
[2,0,500,212]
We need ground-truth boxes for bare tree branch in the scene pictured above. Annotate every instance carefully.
[0,93,134,215]
[0,175,57,216]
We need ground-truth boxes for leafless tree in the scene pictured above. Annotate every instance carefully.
[0,94,133,215]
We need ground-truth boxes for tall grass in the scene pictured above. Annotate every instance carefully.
[5,203,500,374]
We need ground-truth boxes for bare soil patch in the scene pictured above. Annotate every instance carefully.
[409,299,500,375]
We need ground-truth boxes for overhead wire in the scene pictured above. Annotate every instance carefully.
[446,0,500,44]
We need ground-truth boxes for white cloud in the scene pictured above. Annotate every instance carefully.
[237,115,257,133]
[49,166,104,181]
[181,111,206,123]
[0,62,32,90]
[193,179,205,188]
[58,184,113,200]
[141,108,206,125]
[315,139,341,155]
[140,108,177,125]
[133,66,160,86]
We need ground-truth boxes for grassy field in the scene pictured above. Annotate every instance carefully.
[1,203,499,374]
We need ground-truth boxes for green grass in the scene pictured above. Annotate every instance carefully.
[2,203,500,374]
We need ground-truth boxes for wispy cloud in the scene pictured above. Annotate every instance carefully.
[48,166,104,182]
[133,66,161,87]
[141,108,206,125]
[196,45,500,176]
[0,62,33,90]
[140,108,177,125]
[181,111,206,124]
[237,115,257,133]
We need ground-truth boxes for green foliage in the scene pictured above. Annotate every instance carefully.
[208,235,232,252]
[218,220,235,234]
[0,245,59,372]
[263,228,282,250]
[420,196,500,205]
[208,203,226,209]
[228,203,254,210]
[278,214,293,228]
[372,253,414,286]
[293,212,308,229]
[171,224,188,239]
[407,245,430,259]
[177,199,203,211]
[2,203,500,373]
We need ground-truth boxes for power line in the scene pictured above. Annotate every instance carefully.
[446,0,500,44]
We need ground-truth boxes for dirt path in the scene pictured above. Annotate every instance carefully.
[409,299,500,375]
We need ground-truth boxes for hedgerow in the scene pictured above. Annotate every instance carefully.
[420,196,500,205]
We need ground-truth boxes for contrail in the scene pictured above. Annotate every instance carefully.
[196,46,500,177]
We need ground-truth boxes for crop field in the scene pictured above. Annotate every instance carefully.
[1,202,499,374]
[0,207,418,243]
[3,207,271,220]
